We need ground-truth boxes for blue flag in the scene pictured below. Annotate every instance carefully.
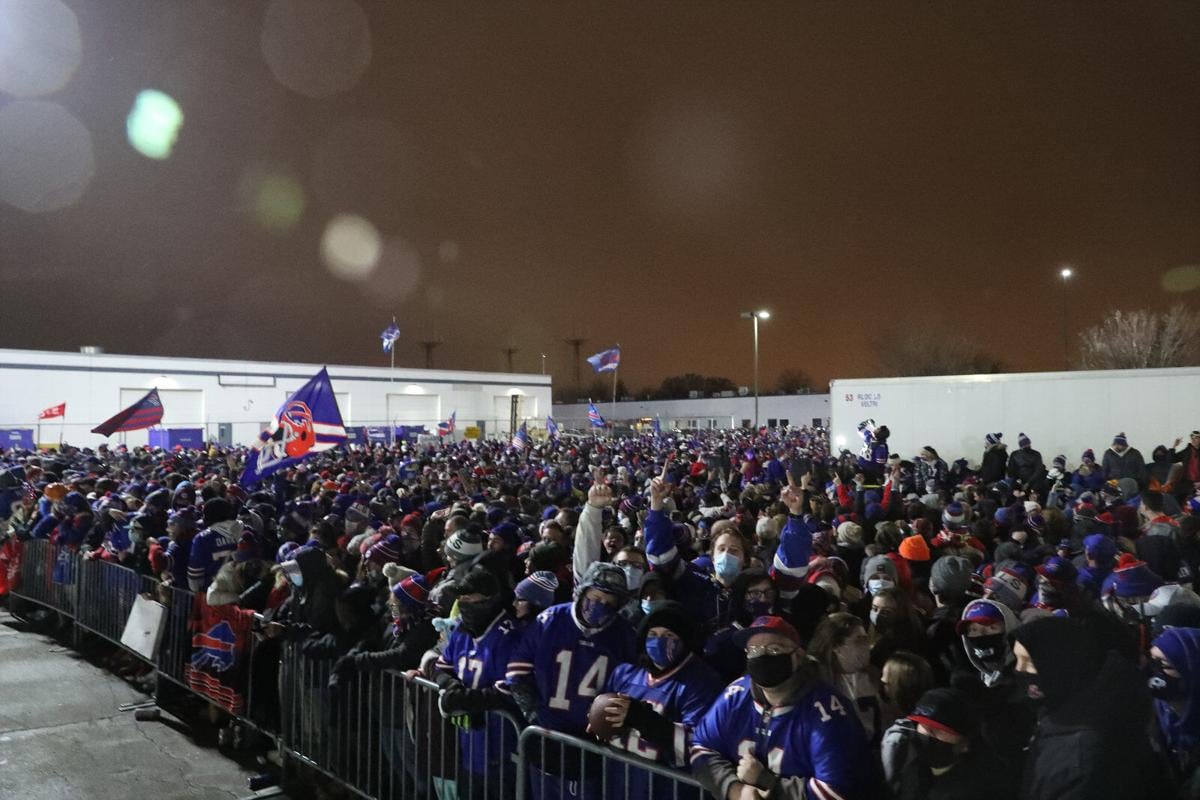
[546,415,559,439]
[511,421,530,450]
[587,401,605,428]
[586,346,620,373]
[241,368,347,487]
[652,415,661,435]
[380,322,401,353]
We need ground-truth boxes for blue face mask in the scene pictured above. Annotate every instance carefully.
[288,571,304,588]
[645,634,683,670]
[579,596,616,627]
[641,599,654,615]
[714,552,742,583]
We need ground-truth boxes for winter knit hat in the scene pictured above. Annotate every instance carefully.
[276,541,299,564]
[930,555,973,599]
[1018,433,1031,448]
[985,433,1003,447]
[515,571,559,610]
[1036,556,1077,584]
[368,534,403,566]
[444,528,484,563]
[1111,554,1163,599]
[391,574,430,610]
[836,521,864,550]
[942,502,967,531]
[400,512,422,532]
[1082,533,1116,564]
[899,534,931,562]
[1082,449,1096,463]
[984,567,1028,612]
[1113,432,1128,446]
[490,522,522,550]
[346,503,370,524]
[1052,455,1067,471]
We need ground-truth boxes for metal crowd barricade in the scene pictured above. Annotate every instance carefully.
[12,545,709,800]
[73,556,160,653]
[10,538,78,616]
[517,725,706,800]
[278,643,526,800]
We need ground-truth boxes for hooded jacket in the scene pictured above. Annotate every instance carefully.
[960,598,1019,688]
[980,443,1008,485]
[1153,628,1200,789]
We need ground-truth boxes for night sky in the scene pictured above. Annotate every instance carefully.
[1,1,1198,394]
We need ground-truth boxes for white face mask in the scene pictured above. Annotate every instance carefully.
[835,641,870,674]
[867,577,895,595]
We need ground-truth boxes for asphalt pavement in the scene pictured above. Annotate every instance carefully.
[0,606,260,800]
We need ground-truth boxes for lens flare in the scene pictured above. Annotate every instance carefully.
[126,90,184,160]
[0,0,82,98]
[0,100,94,213]
[321,214,382,281]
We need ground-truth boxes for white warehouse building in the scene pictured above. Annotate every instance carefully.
[553,393,830,431]
[0,349,551,449]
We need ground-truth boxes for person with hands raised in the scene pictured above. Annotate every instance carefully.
[644,457,748,631]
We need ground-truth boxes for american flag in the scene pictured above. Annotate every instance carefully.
[380,322,401,353]
[511,421,530,449]
[587,401,605,428]
[437,411,456,436]
[586,346,621,373]
[90,389,164,436]
[545,415,559,439]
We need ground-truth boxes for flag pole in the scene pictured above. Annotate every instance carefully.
[611,343,619,421]
[389,315,396,382]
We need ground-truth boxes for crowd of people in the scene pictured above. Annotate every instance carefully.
[3,421,1200,800]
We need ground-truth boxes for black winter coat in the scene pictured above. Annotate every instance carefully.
[1022,653,1169,800]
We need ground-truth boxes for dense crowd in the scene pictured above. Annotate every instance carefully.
[3,421,1200,800]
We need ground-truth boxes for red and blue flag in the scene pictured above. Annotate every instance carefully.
[586,346,621,373]
[91,389,163,436]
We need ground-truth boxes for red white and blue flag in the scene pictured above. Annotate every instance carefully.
[91,389,163,436]
[586,346,621,373]
[587,401,605,428]
[240,368,346,486]
[511,421,530,450]
[545,415,559,439]
[437,411,456,436]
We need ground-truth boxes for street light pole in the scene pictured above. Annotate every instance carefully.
[1059,267,1073,369]
[741,310,770,429]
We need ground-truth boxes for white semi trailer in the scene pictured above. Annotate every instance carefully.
[830,367,1200,467]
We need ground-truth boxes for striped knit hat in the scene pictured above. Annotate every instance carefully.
[985,433,1003,447]
[392,574,431,610]
[515,570,559,610]
[368,534,403,566]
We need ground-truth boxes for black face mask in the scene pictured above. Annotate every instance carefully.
[458,599,499,636]
[967,633,1007,668]
[1149,663,1184,701]
[747,653,794,688]
[916,734,960,771]
[745,600,774,620]
[1013,671,1044,707]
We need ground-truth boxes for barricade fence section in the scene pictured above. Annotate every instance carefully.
[517,725,707,800]
[9,539,706,800]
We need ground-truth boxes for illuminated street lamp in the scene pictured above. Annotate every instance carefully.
[740,310,770,428]
[1059,267,1074,367]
